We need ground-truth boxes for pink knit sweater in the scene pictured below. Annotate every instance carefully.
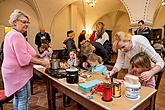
[2,29,36,97]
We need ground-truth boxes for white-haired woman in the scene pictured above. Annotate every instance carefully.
[106,31,164,83]
[1,9,50,110]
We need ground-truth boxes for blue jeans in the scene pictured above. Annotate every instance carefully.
[13,81,30,110]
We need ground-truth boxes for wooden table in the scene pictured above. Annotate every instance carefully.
[33,65,157,110]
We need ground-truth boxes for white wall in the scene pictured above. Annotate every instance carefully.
[95,11,130,42]
[50,4,84,49]
[0,0,165,51]
[0,0,39,51]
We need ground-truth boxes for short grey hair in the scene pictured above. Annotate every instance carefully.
[8,9,29,25]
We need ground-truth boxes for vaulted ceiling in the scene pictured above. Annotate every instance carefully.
[0,0,164,50]
[0,0,162,28]
[0,0,126,27]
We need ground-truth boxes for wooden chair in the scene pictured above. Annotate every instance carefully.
[154,70,164,90]
[145,70,164,110]
[0,90,14,110]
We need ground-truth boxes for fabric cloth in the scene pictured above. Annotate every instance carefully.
[40,50,52,59]
[95,32,109,45]
[89,31,96,42]
[114,35,164,72]
[103,40,112,55]
[2,29,36,97]
[134,27,151,42]
[13,81,30,110]
[0,90,6,101]
[88,64,107,75]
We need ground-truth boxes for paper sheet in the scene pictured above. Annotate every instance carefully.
[33,65,46,69]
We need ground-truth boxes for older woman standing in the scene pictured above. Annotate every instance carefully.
[1,9,50,110]
[106,31,164,82]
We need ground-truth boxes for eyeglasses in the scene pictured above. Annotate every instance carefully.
[18,19,30,24]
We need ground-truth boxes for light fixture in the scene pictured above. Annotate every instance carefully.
[161,0,165,6]
[87,0,96,7]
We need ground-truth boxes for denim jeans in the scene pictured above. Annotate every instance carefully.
[13,81,30,110]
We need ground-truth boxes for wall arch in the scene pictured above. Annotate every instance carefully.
[0,0,39,50]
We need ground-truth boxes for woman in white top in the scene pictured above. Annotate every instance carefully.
[106,31,164,82]
[95,22,109,45]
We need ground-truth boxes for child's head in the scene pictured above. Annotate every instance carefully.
[87,53,102,67]
[59,59,68,69]
[67,30,75,39]
[80,41,95,57]
[69,50,77,59]
[130,52,151,74]
[39,43,48,53]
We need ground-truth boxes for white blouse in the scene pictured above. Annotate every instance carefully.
[95,32,109,45]
[114,35,164,72]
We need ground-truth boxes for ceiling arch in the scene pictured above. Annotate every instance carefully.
[93,8,128,29]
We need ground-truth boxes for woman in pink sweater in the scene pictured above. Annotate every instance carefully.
[1,9,50,110]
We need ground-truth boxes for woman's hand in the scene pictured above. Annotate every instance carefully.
[82,62,88,69]
[105,71,113,79]
[41,59,50,68]
[140,70,153,81]
[62,44,66,48]
[77,48,80,52]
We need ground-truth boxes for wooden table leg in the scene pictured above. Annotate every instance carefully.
[46,78,52,110]
[150,93,156,110]
[46,79,57,110]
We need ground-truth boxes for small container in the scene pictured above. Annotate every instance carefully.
[66,68,79,84]
[50,59,60,69]
[102,83,113,101]
[112,81,121,98]
[124,82,141,99]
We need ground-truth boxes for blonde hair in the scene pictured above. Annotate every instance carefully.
[130,52,151,72]
[67,30,75,38]
[87,53,102,64]
[9,9,29,26]
[113,31,132,52]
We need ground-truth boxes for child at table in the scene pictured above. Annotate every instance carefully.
[38,43,52,59]
[67,50,79,67]
[87,53,107,75]
[130,52,155,88]
[59,59,69,69]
